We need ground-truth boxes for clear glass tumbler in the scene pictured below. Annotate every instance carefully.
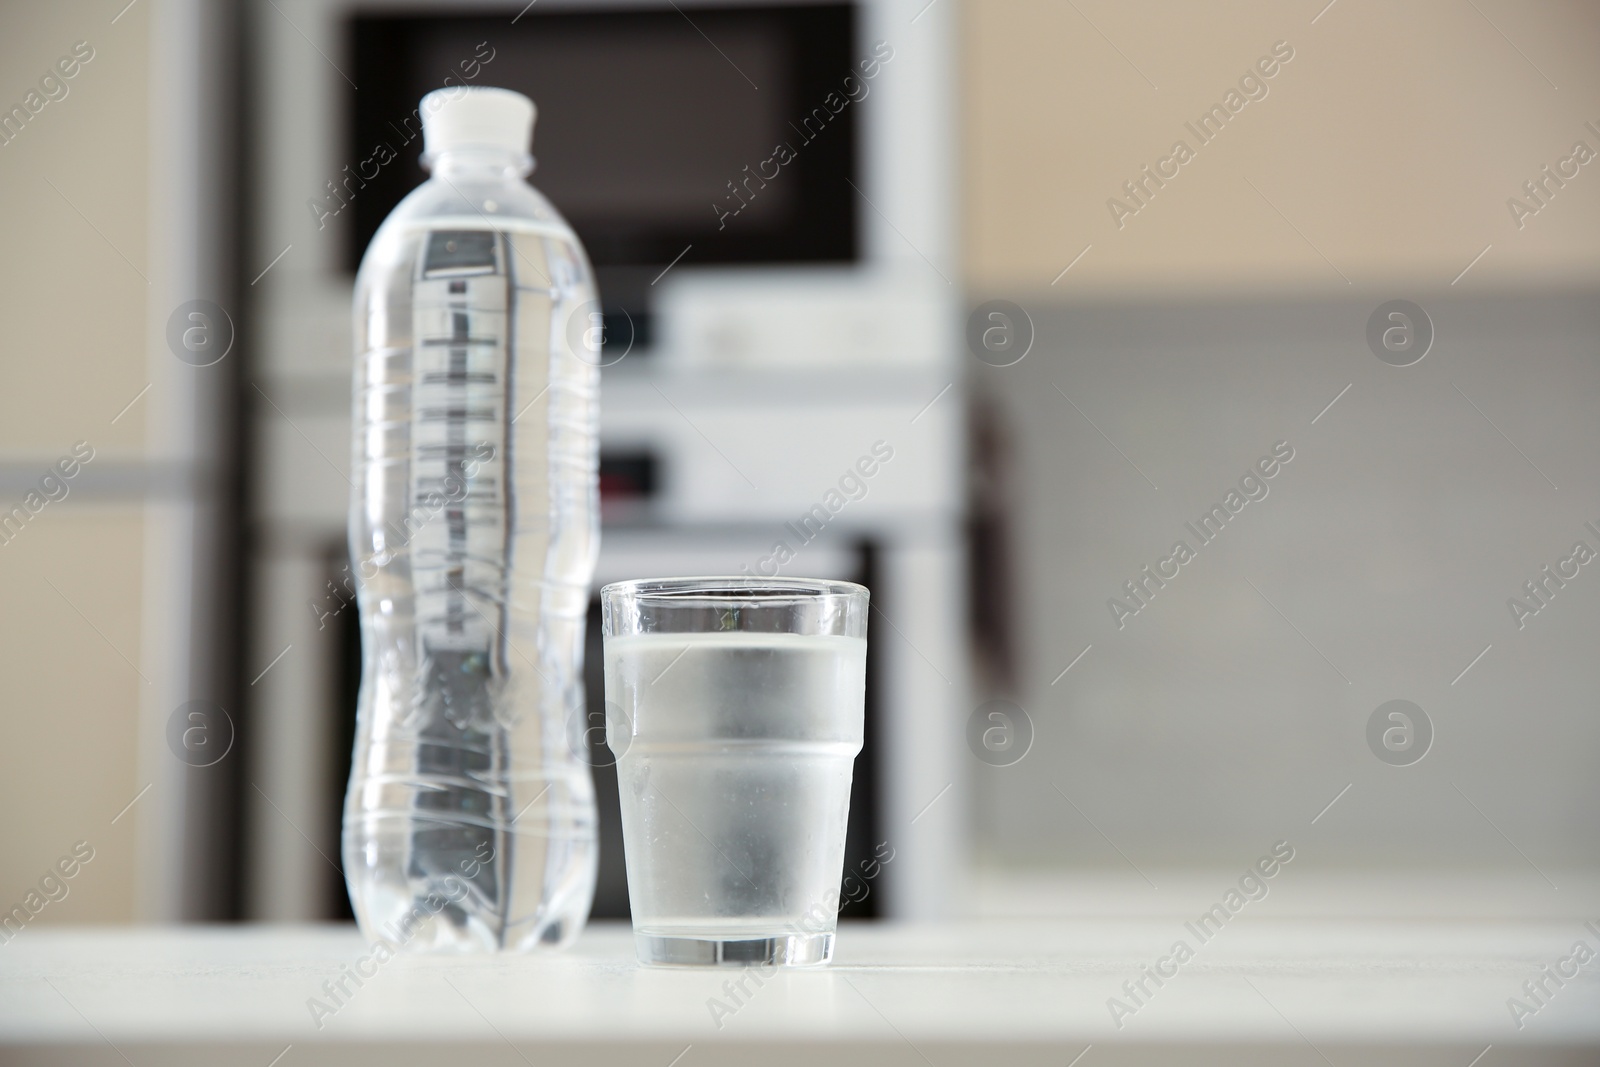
[600,576,869,966]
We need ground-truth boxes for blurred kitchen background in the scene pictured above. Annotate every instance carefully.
[1,0,1597,931]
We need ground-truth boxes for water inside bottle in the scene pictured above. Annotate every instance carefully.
[345,219,599,952]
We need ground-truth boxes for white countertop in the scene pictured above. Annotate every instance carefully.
[3,917,1598,1065]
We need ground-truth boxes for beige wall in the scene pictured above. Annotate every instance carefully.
[0,1,148,925]
[961,3,1600,877]
[0,511,145,925]
[963,0,1600,295]
[0,2,149,449]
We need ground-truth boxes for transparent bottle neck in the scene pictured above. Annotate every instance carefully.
[427,147,533,182]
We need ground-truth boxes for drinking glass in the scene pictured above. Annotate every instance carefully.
[600,576,869,966]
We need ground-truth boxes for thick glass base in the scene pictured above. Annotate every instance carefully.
[635,930,834,967]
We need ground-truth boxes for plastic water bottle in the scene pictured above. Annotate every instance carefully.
[342,87,600,951]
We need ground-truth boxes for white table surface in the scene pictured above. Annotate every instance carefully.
[1,919,1597,1066]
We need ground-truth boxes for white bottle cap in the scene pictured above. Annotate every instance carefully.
[420,86,536,161]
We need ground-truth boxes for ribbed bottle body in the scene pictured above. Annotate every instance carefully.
[343,159,600,952]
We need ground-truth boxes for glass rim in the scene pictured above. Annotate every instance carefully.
[600,575,867,605]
